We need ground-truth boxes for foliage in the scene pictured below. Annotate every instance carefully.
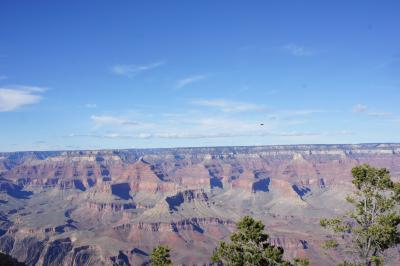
[211,215,294,266]
[322,239,339,249]
[293,257,310,266]
[320,164,400,266]
[150,245,172,266]
[337,262,363,266]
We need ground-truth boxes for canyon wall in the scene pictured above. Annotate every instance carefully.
[0,144,399,265]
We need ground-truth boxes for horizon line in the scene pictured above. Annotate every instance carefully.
[1,142,399,154]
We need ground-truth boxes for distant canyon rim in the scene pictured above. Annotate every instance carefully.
[0,143,400,265]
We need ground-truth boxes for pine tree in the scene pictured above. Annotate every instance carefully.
[211,216,296,266]
[320,164,400,266]
[150,245,172,266]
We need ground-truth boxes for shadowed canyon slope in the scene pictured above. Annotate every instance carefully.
[0,144,400,265]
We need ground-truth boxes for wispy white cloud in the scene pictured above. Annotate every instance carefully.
[353,104,394,118]
[353,104,368,113]
[150,131,320,139]
[281,109,326,116]
[91,115,138,127]
[336,130,354,136]
[175,75,206,89]
[110,61,166,77]
[68,130,322,140]
[85,103,97,108]
[67,102,348,144]
[283,43,313,57]
[66,133,124,139]
[0,85,46,112]
[192,99,266,113]
[367,112,393,117]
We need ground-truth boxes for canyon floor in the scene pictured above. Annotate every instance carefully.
[0,144,400,265]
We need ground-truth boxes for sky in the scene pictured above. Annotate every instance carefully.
[0,1,399,151]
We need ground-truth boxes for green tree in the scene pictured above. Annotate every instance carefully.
[150,245,172,266]
[293,257,309,266]
[320,164,400,266]
[211,216,294,266]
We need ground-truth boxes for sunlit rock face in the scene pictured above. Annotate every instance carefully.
[0,144,400,265]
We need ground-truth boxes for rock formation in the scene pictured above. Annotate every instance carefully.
[0,144,399,265]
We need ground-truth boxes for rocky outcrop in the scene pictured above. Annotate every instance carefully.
[11,237,46,266]
[165,189,209,211]
[113,217,234,234]
[87,201,136,212]
[0,235,15,254]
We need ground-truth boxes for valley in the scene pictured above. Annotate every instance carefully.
[1,144,400,265]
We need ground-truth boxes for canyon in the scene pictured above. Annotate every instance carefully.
[0,144,400,265]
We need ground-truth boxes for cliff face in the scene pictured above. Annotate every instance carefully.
[0,144,400,265]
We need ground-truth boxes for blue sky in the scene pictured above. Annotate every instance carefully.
[0,1,399,151]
